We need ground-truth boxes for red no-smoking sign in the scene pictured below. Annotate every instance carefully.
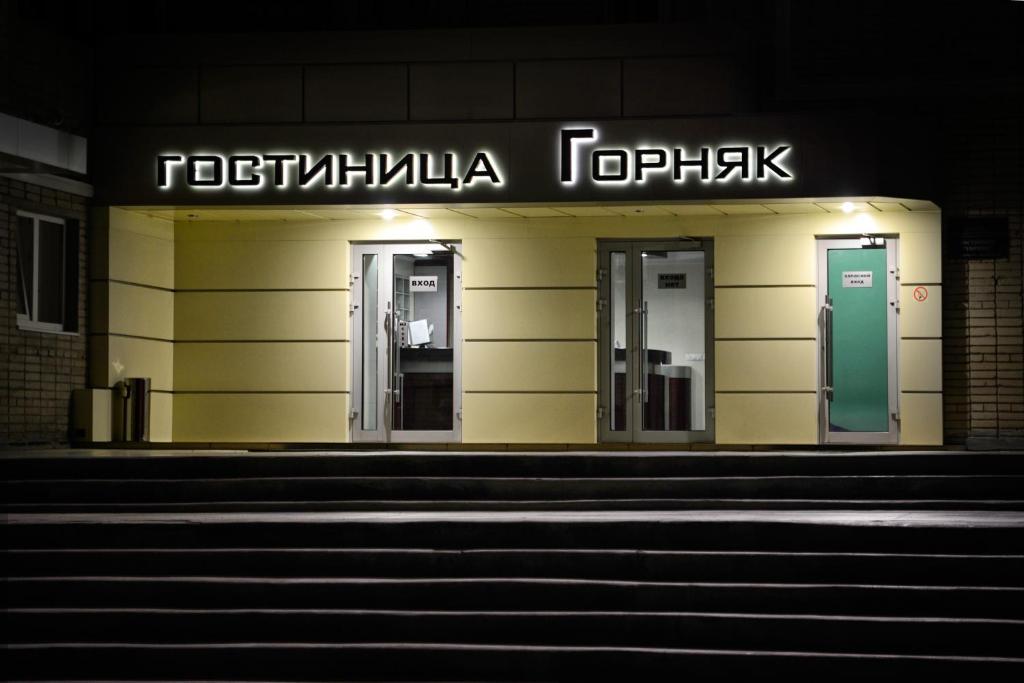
[913,286,928,302]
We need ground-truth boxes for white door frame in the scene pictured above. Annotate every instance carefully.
[816,236,900,445]
[597,239,715,444]
[350,242,463,443]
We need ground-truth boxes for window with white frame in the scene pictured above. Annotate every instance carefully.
[16,210,75,334]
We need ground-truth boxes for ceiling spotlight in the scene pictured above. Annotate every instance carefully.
[380,209,399,220]
[840,202,855,214]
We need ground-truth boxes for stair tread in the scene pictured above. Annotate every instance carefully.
[12,575,1024,590]
[10,547,1023,557]
[11,606,1024,623]
[8,640,1024,662]
[9,509,1024,526]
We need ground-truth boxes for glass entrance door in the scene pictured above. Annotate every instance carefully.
[598,240,715,443]
[817,237,898,444]
[351,243,462,443]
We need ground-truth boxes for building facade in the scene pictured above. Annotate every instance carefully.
[2,3,1021,448]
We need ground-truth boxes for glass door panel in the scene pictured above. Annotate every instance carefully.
[391,251,455,436]
[599,241,714,444]
[609,251,628,432]
[360,253,380,432]
[352,243,461,443]
[639,249,707,433]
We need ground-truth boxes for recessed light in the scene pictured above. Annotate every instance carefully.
[380,209,399,220]
[841,202,855,214]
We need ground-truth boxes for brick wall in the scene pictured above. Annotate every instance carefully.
[941,109,1024,442]
[0,177,89,445]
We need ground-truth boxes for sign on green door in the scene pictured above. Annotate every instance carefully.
[827,248,889,432]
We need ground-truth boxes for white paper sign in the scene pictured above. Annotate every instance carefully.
[410,275,438,292]
[842,271,873,288]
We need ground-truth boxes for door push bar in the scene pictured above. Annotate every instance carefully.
[822,296,834,401]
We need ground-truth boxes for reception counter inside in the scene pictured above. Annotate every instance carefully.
[396,347,453,431]
[613,348,693,431]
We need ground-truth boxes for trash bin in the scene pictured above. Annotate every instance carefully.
[118,377,151,442]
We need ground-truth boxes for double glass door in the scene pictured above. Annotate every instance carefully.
[351,243,462,442]
[598,241,715,443]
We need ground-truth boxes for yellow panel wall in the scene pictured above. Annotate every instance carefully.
[715,287,818,339]
[463,289,596,340]
[462,237,595,287]
[715,340,817,392]
[176,239,349,290]
[108,214,175,288]
[462,393,596,443]
[105,204,942,445]
[900,231,943,284]
[89,335,174,391]
[173,393,348,442]
[715,393,819,444]
[150,392,174,442]
[110,282,175,340]
[175,291,349,341]
[899,392,943,445]
[715,234,816,286]
[900,339,943,393]
[91,208,176,442]
[175,342,348,392]
[901,285,942,338]
[464,341,596,392]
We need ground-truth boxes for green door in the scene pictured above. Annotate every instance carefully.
[827,247,889,433]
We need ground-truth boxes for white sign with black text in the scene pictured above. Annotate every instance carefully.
[842,271,873,288]
[410,275,438,292]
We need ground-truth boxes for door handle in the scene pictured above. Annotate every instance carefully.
[640,301,649,403]
[822,296,834,401]
[395,373,404,405]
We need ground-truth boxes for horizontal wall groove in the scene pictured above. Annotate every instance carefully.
[91,337,351,344]
[464,390,597,395]
[714,284,815,289]
[174,339,349,344]
[901,336,943,340]
[175,288,350,293]
[464,286,596,291]
[89,332,174,343]
[92,278,174,293]
[172,390,350,395]
[716,390,817,394]
[901,390,944,394]
[465,338,597,343]
[93,281,352,294]
[901,282,943,286]
[715,337,816,342]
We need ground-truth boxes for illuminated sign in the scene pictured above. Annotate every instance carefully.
[559,128,793,185]
[155,127,793,192]
[157,151,503,191]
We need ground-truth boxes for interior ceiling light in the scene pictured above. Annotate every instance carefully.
[380,209,399,220]
[841,202,855,214]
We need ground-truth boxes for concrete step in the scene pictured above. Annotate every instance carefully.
[5,451,1024,480]
[8,511,1024,553]
[9,547,1023,585]
[6,641,1024,680]
[8,498,1024,513]
[8,608,1024,657]
[10,498,1024,513]
[9,576,1023,618]
[8,474,1024,504]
